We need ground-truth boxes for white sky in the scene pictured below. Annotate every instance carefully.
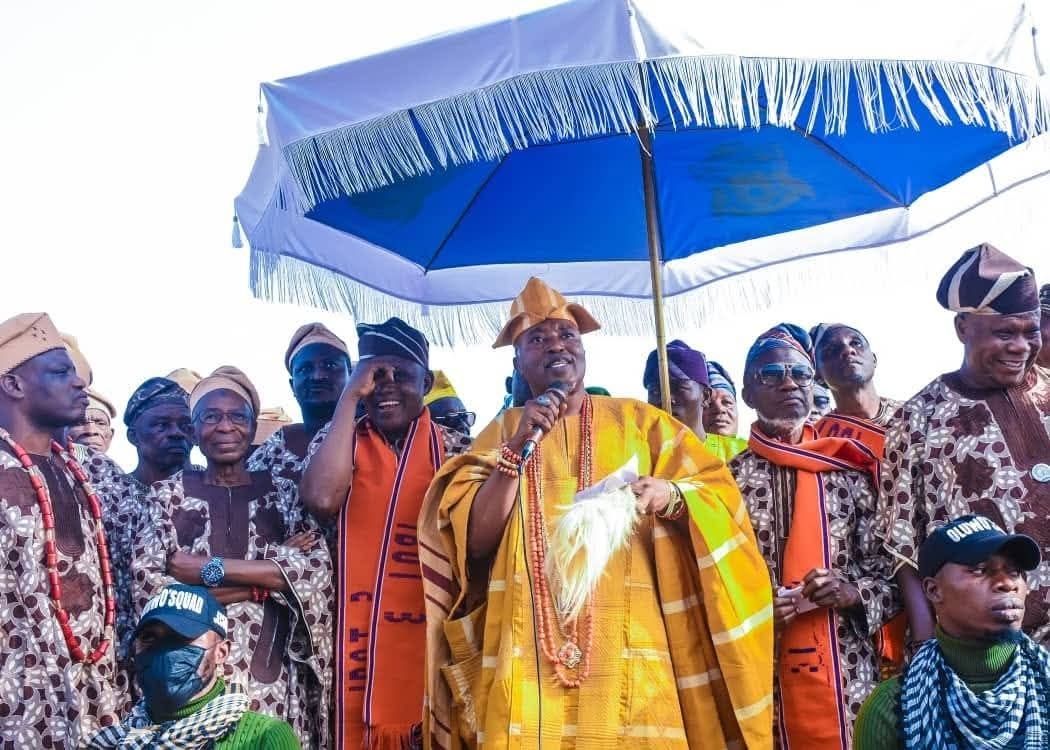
[4,1,1050,469]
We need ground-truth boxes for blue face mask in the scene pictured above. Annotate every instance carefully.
[135,641,208,718]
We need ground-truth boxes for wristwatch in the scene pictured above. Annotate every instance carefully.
[200,556,225,587]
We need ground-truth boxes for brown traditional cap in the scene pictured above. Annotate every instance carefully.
[936,243,1039,315]
[253,406,294,445]
[0,313,64,376]
[86,389,117,420]
[60,332,92,385]
[285,323,350,372]
[493,277,601,349]
[164,368,203,394]
[189,366,261,416]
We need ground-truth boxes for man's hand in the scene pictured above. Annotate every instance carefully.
[773,595,797,632]
[167,550,207,584]
[508,390,565,455]
[282,530,318,553]
[343,359,386,401]
[629,477,672,514]
[801,568,861,610]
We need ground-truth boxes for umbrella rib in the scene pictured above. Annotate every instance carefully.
[424,156,508,274]
[789,125,906,208]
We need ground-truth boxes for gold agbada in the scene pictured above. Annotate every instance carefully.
[419,397,774,750]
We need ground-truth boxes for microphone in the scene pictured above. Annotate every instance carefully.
[519,381,568,466]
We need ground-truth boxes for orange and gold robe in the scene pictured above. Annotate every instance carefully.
[419,396,774,750]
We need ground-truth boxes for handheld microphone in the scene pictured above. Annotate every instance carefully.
[519,380,568,466]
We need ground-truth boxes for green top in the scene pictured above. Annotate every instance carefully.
[853,628,1020,749]
[704,433,749,464]
[155,679,301,750]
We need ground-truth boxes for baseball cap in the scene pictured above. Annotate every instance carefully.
[918,515,1041,579]
[133,584,228,641]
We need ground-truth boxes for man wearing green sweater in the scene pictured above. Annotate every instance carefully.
[854,515,1050,749]
[88,584,301,749]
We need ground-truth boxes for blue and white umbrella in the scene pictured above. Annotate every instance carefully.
[236,0,1049,359]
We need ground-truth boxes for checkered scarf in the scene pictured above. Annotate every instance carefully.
[87,681,249,749]
[901,634,1050,749]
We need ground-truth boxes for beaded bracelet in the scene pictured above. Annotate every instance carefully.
[495,455,520,477]
[500,443,525,466]
[252,587,270,603]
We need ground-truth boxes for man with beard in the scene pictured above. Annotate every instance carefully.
[730,324,897,748]
[89,584,300,749]
[301,318,472,750]
[249,323,351,494]
[420,279,773,750]
[855,515,1049,749]
[879,244,1050,648]
[0,312,123,746]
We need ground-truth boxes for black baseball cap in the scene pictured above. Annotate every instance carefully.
[918,515,1041,579]
[133,584,228,641]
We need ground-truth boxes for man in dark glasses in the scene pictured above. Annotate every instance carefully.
[728,323,898,748]
[424,370,476,435]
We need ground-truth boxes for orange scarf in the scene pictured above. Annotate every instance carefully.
[748,425,876,750]
[336,411,445,750]
[816,413,907,672]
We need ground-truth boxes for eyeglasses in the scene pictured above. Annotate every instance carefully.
[756,363,815,387]
[196,410,252,427]
[434,410,476,429]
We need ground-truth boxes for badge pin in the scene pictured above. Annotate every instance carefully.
[1032,463,1050,483]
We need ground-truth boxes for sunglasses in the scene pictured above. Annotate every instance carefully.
[434,410,476,429]
[756,363,815,387]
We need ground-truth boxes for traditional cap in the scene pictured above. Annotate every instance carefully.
[60,332,93,385]
[253,406,293,445]
[706,361,736,396]
[189,366,260,416]
[643,340,709,389]
[918,514,1041,579]
[809,323,867,358]
[424,370,458,406]
[0,313,64,376]
[745,323,813,370]
[493,277,601,349]
[936,243,1039,315]
[1040,284,1050,313]
[133,584,228,641]
[125,377,190,427]
[357,318,429,369]
[284,322,350,372]
[86,389,116,420]
[164,368,202,394]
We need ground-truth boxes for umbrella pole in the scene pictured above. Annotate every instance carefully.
[638,124,673,414]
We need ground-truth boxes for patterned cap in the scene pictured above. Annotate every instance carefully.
[0,313,64,376]
[124,377,189,427]
[936,243,1039,315]
[493,277,600,348]
[357,318,430,369]
[706,361,736,396]
[745,323,813,371]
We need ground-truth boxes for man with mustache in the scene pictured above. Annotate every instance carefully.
[854,515,1050,749]
[301,318,471,750]
[729,323,898,749]
[419,278,773,750]
[250,323,352,495]
[878,244,1050,648]
[0,312,123,746]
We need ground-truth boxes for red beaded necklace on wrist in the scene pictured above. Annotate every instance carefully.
[0,429,115,664]
[523,394,596,688]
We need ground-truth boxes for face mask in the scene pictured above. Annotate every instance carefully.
[135,641,208,717]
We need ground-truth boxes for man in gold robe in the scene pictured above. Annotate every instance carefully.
[419,278,774,750]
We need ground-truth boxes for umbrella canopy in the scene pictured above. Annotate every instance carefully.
[236,0,1050,345]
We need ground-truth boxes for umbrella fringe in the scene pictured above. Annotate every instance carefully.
[249,244,914,348]
[279,55,1050,211]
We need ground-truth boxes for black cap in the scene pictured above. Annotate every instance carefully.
[918,515,1041,579]
[133,584,228,642]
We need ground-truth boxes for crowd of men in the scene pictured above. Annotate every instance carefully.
[2,241,1049,749]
